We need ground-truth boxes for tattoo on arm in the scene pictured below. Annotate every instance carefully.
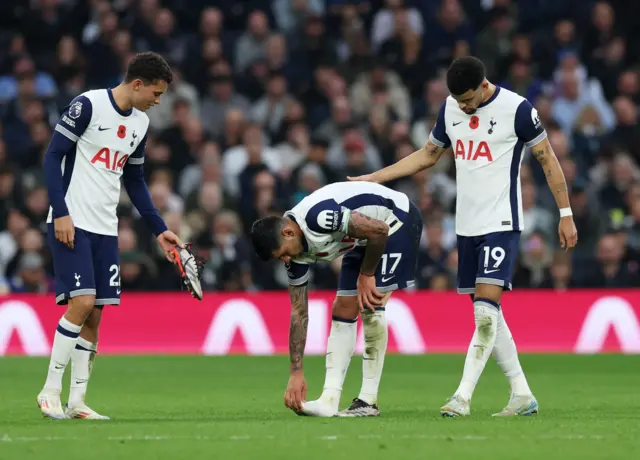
[426,142,450,159]
[531,139,570,208]
[346,211,389,275]
[288,284,309,373]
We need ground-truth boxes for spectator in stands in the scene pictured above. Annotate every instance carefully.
[0,0,638,293]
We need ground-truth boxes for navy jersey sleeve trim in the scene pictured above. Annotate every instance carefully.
[514,99,547,148]
[305,199,349,234]
[128,134,147,165]
[44,131,76,218]
[122,164,168,236]
[56,95,92,141]
[429,102,451,148]
[286,261,310,286]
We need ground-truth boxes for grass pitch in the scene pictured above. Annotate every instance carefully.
[1,355,639,459]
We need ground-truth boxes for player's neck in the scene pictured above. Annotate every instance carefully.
[481,82,497,104]
[111,84,134,112]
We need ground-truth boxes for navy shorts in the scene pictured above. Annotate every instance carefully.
[337,200,423,296]
[47,224,120,306]
[456,231,521,294]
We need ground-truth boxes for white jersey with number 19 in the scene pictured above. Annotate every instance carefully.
[429,86,547,237]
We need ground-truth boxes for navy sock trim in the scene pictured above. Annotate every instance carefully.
[474,298,501,310]
[56,324,80,338]
[74,344,93,352]
[332,315,357,323]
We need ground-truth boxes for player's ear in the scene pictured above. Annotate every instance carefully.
[282,227,295,238]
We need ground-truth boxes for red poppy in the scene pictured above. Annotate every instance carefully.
[117,125,126,139]
[469,116,479,129]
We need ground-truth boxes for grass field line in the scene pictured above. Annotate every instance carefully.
[1,433,607,443]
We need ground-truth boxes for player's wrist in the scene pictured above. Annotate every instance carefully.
[359,271,375,277]
[559,207,573,218]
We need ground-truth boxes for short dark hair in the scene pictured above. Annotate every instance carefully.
[125,52,173,85]
[446,56,486,96]
[251,216,285,261]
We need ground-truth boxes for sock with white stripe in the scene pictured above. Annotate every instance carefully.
[454,299,499,401]
[69,338,97,407]
[44,317,82,392]
[358,308,388,405]
[492,309,532,396]
[319,316,357,409]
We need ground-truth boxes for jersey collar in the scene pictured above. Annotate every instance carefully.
[107,88,133,117]
[478,85,501,109]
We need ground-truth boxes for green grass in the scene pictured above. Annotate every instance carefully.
[1,355,640,459]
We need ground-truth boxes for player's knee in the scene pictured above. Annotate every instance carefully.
[84,308,102,331]
[66,295,96,323]
[474,283,503,303]
[332,296,358,321]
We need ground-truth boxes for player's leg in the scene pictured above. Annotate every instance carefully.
[444,282,502,415]
[337,292,392,417]
[39,226,96,419]
[441,235,496,417]
[484,232,537,416]
[299,295,359,417]
[339,201,422,417]
[67,232,119,420]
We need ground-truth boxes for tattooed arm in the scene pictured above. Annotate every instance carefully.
[349,140,451,184]
[530,137,570,209]
[531,137,578,249]
[288,283,309,374]
[346,211,389,275]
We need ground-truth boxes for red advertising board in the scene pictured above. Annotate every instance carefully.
[1,290,640,355]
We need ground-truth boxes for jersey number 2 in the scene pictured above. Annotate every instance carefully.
[109,264,120,287]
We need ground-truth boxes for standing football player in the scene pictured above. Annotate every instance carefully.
[251,181,423,417]
[38,52,191,420]
[349,56,578,417]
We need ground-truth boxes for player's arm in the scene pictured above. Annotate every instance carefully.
[517,100,577,249]
[44,95,93,248]
[530,138,570,210]
[288,283,309,374]
[122,135,168,237]
[348,102,452,184]
[345,211,389,276]
[284,260,310,412]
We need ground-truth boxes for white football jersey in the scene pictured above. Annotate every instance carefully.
[284,182,410,285]
[429,86,547,236]
[47,89,150,236]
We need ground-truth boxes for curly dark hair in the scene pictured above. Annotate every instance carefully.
[446,56,486,96]
[124,52,173,85]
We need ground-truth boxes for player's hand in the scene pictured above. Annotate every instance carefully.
[357,273,385,313]
[157,230,184,262]
[54,215,75,249]
[284,371,307,413]
[347,173,378,183]
[558,216,578,251]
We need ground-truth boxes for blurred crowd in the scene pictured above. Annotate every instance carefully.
[1,0,640,295]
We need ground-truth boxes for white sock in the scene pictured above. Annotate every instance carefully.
[320,316,357,408]
[493,309,532,396]
[69,337,97,406]
[454,299,499,401]
[43,317,82,392]
[358,308,388,405]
